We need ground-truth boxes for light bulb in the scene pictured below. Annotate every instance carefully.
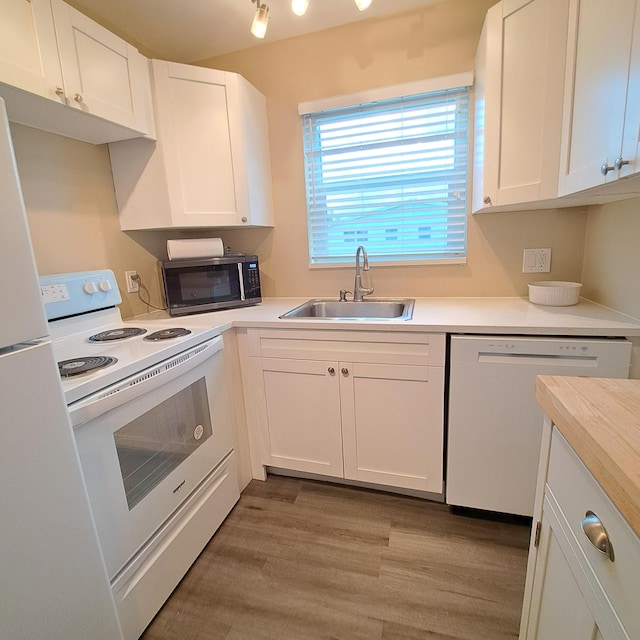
[291,0,309,16]
[354,0,372,10]
[251,3,269,38]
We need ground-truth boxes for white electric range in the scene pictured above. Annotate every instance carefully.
[40,269,240,640]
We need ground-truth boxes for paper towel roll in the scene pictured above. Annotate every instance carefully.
[167,238,224,260]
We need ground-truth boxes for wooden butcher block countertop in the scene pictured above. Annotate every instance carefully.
[535,375,640,538]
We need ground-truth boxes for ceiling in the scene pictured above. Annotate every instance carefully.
[67,0,436,63]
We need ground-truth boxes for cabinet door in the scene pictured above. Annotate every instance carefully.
[525,516,602,639]
[472,0,569,212]
[559,0,637,194]
[51,0,150,132]
[226,73,274,228]
[619,3,640,179]
[0,0,63,101]
[340,362,444,494]
[152,60,240,227]
[522,495,630,640]
[260,358,343,477]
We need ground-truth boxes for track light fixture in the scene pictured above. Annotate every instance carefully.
[251,0,270,39]
[251,0,373,39]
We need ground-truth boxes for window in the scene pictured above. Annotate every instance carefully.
[299,76,471,266]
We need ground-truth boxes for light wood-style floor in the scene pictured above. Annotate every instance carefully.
[141,475,531,640]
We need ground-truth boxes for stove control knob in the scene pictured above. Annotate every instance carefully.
[83,282,98,294]
[99,280,112,292]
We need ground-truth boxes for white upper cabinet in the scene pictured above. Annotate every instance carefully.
[472,0,569,213]
[558,0,640,195]
[110,60,274,229]
[0,0,62,98]
[474,0,640,212]
[0,0,154,143]
[50,0,153,135]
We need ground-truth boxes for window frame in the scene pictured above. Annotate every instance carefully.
[298,72,473,269]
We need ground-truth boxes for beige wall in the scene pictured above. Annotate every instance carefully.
[11,124,177,318]
[201,1,587,298]
[12,0,592,317]
[582,198,640,320]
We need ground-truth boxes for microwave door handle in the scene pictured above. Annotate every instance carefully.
[238,263,246,300]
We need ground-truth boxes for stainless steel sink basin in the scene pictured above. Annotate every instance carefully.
[279,298,415,321]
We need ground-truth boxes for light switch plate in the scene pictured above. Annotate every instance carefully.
[522,248,551,273]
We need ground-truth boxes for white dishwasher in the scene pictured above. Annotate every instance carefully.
[446,335,631,517]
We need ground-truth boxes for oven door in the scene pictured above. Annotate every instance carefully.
[70,336,234,579]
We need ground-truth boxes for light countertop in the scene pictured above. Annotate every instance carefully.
[535,376,640,538]
[133,299,640,532]
[134,296,640,336]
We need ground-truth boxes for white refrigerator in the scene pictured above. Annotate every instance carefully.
[0,98,123,639]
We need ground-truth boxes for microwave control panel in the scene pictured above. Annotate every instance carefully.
[242,259,262,300]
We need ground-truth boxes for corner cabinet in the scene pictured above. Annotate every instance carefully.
[109,60,274,230]
[558,0,640,195]
[238,329,446,495]
[519,423,640,640]
[472,0,569,213]
[0,0,154,143]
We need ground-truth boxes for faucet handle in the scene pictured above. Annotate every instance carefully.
[339,289,352,302]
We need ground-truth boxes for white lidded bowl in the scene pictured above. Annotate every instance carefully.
[528,281,582,306]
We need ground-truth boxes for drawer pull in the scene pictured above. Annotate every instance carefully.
[581,510,615,562]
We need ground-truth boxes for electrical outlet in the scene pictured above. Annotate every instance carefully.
[125,270,139,293]
[522,248,551,273]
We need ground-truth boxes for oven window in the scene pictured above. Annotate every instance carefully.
[114,378,213,510]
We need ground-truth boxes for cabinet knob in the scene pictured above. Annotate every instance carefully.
[614,156,630,171]
[483,196,492,205]
[241,216,248,223]
[327,367,335,375]
[55,87,68,105]
[341,368,349,376]
[74,94,86,110]
[581,510,615,562]
[601,162,615,176]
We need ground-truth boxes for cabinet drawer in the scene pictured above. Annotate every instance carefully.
[546,428,640,638]
[248,329,446,366]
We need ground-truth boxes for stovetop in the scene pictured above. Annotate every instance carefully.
[40,270,220,405]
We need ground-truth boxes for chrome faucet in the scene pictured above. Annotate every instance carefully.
[353,245,374,301]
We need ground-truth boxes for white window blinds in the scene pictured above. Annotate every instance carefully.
[301,85,470,265]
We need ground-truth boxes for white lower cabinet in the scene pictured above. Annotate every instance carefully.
[340,360,444,492]
[520,424,639,640]
[261,357,344,478]
[525,499,610,639]
[241,329,446,495]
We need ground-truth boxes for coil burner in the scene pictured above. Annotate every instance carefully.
[88,327,147,342]
[144,328,192,341]
[58,356,118,378]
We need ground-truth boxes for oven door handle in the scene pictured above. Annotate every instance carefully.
[68,335,223,428]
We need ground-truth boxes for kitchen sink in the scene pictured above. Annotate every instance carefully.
[279,298,415,321]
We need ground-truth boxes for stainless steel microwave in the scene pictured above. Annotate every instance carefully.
[162,255,261,316]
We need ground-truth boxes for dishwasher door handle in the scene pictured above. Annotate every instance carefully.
[477,353,598,367]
